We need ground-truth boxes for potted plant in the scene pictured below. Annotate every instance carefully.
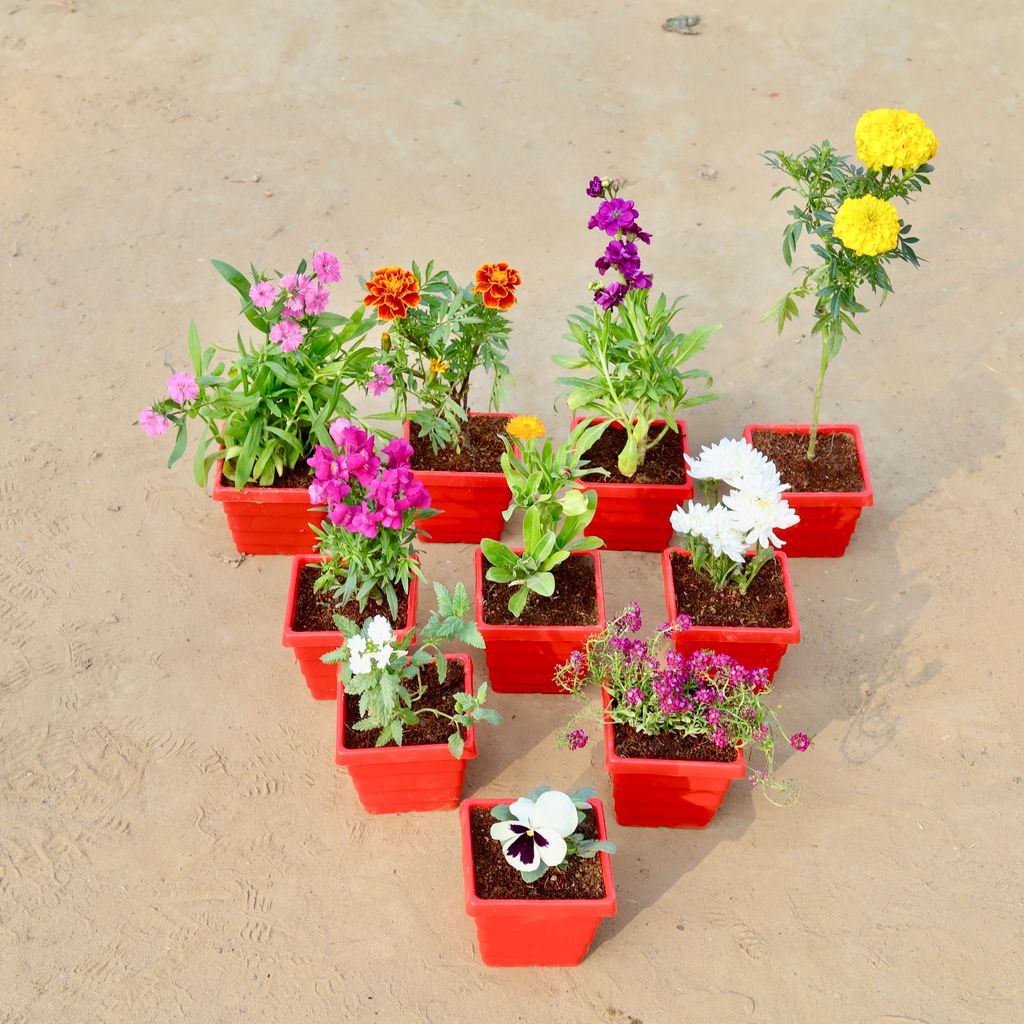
[137,250,380,554]
[476,417,607,693]
[757,109,938,555]
[281,419,435,699]
[665,438,800,679]
[327,584,501,814]
[366,261,522,543]
[556,606,811,828]
[460,786,616,966]
[553,176,720,551]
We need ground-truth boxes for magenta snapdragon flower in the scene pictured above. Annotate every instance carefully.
[138,405,171,437]
[249,280,276,309]
[312,250,341,284]
[366,363,394,397]
[166,372,199,404]
[269,319,305,352]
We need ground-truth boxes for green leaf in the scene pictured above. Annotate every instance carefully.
[167,423,188,468]
[481,538,517,569]
[447,732,465,759]
[526,571,555,597]
[508,586,529,618]
[210,259,269,333]
[187,320,202,376]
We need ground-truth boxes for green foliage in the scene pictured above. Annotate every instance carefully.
[555,289,719,476]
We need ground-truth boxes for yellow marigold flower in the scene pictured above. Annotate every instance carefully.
[429,358,450,375]
[506,415,546,442]
[855,108,938,171]
[833,195,901,257]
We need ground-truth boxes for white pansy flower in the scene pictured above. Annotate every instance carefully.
[685,437,773,490]
[366,615,394,646]
[723,488,800,549]
[489,790,579,872]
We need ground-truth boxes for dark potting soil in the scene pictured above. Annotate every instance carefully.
[750,429,865,493]
[469,806,606,901]
[343,660,464,749]
[410,415,512,474]
[291,565,410,633]
[613,721,738,763]
[582,422,687,486]
[671,552,790,629]
[222,460,315,490]
[482,555,599,627]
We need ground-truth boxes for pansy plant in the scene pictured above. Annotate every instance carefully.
[489,786,616,883]
[323,582,501,757]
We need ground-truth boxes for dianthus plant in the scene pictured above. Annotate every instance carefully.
[554,176,719,477]
[489,786,616,883]
[138,251,381,488]
[308,420,436,617]
[365,261,519,454]
[556,604,811,803]
[670,438,799,594]
[323,582,501,757]
[764,109,937,458]
[480,416,605,618]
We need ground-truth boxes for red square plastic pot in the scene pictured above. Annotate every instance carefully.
[282,554,419,700]
[743,424,873,557]
[460,797,616,966]
[404,412,514,545]
[211,460,322,556]
[474,548,606,694]
[602,690,745,828]
[661,548,800,681]
[335,654,477,814]
[571,417,694,552]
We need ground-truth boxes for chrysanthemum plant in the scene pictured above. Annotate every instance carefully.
[489,786,616,883]
[363,261,520,454]
[138,251,381,488]
[556,604,810,802]
[554,177,719,477]
[764,108,938,459]
[669,438,799,593]
[323,583,501,757]
[481,417,606,618]
[308,420,436,618]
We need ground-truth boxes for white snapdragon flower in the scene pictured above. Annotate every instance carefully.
[686,437,773,490]
[701,504,748,563]
[723,488,800,549]
[489,790,579,872]
[366,616,394,646]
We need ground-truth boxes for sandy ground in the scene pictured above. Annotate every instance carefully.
[1,1,1022,1021]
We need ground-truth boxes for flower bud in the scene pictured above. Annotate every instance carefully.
[380,331,392,352]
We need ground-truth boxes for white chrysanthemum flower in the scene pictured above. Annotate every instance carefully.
[366,615,394,646]
[702,504,749,563]
[489,790,579,872]
[723,488,800,549]
[685,437,773,490]
[669,499,711,537]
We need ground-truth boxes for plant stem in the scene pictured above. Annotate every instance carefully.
[807,335,829,461]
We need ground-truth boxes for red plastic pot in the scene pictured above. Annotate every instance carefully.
[460,797,616,966]
[403,412,514,545]
[661,548,799,681]
[602,690,744,828]
[571,416,694,552]
[336,654,476,814]
[474,547,606,694]
[282,554,420,700]
[211,460,322,556]
[743,424,873,557]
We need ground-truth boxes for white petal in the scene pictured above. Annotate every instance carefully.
[501,835,540,872]
[489,820,520,843]
[508,797,535,822]
[535,829,568,867]
[529,790,578,837]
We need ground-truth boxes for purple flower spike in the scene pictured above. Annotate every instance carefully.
[588,198,639,236]
[594,282,628,310]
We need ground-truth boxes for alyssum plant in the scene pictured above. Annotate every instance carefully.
[481,416,606,617]
[670,438,799,593]
[555,176,719,477]
[764,108,938,459]
[362,261,520,454]
[324,582,501,757]
[138,250,380,488]
[556,603,811,802]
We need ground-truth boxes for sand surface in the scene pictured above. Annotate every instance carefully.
[2,1,1021,1021]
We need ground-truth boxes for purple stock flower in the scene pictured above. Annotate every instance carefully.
[623,224,653,245]
[588,198,638,236]
[586,176,604,198]
[594,282,628,310]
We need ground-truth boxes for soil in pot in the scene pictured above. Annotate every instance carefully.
[291,564,411,632]
[482,556,599,627]
[342,661,464,749]
[469,806,606,900]
[222,459,315,490]
[750,429,864,492]
[410,416,510,474]
[584,423,686,485]
[613,722,737,762]
[670,553,790,629]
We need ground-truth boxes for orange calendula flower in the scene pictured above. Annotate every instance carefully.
[474,262,522,310]
[506,415,545,442]
[363,266,421,320]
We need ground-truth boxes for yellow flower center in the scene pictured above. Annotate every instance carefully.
[506,415,546,442]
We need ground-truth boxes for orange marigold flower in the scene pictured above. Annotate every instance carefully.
[364,266,421,320]
[429,358,450,375]
[474,262,522,310]
[506,415,545,442]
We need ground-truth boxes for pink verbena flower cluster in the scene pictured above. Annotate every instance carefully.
[308,419,431,540]
[248,249,342,353]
